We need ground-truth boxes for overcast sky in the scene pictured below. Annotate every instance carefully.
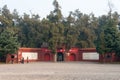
[0,0,120,18]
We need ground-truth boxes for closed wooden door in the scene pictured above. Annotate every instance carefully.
[69,54,76,61]
[44,54,50,61]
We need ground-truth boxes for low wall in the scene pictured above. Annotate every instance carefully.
[6,47,117,63]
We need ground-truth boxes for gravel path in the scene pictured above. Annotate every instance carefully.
[0,62,120,80]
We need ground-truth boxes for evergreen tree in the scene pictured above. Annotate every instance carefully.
[95,12,120,61]
[63,12,78,50]
[47,0,64,61]
[0,28,20,62]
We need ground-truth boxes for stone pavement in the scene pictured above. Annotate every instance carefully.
[0,62,120,80]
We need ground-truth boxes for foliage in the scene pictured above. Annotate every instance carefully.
[0,0,120,59]
[47,0,64,55]
[95,12,120,57]
[0,28,20,54]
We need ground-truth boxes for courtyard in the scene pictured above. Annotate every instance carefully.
[0,62,120,80]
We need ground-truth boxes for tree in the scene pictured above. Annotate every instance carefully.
[0,28,20,62]
[63,12,78,50]
[47,0,64,62]
[71,10,97,48]
[95,0,120,62]
[95,12,120,62]
[1,5,13,27]
[18,13,42,47]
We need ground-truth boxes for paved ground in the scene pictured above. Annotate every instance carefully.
[0,62,120,80]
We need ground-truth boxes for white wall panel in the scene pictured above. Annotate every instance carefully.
[83,52,99,60]
[22,52,38,60]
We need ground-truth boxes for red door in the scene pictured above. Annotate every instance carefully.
[69,54,76,61]
[44,54,50,61]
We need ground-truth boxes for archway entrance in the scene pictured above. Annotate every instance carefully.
[69,54,76,61]
[44,53,50,61]
[57,52,64,61]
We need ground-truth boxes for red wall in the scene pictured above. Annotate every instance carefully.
[6,54,18,63]
[6,47,117,63]
[18,47,54,62]
[79,48,99,62]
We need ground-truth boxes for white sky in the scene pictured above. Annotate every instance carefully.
[0,0,120,19]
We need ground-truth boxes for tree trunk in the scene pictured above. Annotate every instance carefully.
[5,55,7,64]
[54,53,57,62]
[103,54,105,63]
[110,53,113,63]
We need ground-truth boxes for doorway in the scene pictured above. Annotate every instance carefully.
[69,54,76,61]
[44,53,50,61]
[57,52,64,61]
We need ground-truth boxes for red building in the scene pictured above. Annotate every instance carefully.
[6,47,117,63]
